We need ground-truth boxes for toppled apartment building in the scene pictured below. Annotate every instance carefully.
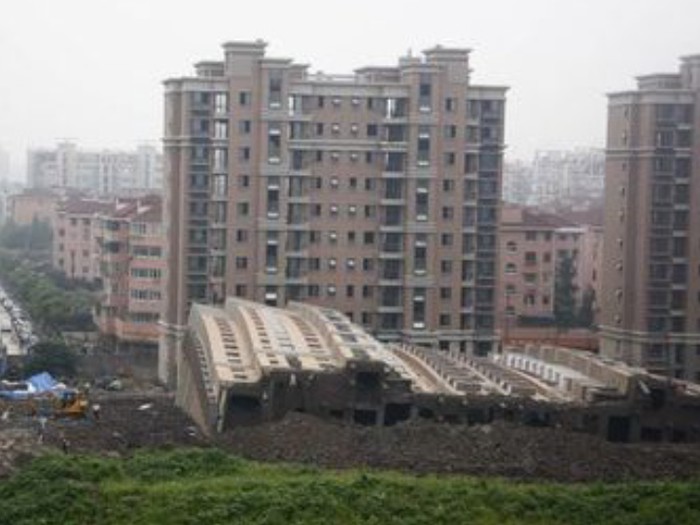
[176,299,700,443]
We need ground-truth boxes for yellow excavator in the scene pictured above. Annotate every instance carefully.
[0,389,89,419]
[54,390,89,418]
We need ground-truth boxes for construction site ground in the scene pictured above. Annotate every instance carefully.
[1,393,699,483]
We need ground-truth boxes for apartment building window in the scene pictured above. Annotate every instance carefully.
[365,178,375,191]
[268,71,283,108]
[237,203,249,217]
[441,260,452,275]
[524,294,536,306]
[214,93,228,114]
[239,91,251,106]
[367,124,378,137]
[364,205,376,219]
[365,152,374,164]
[268,123,282,163]
[332,97,342,107]
[213,148,228,171]
[440,288,452,300]
[363,258,374,272]
[214,121,229,139]
[442,207,454,220]
[464,154,477,173]
[331,123,341,135]
[445,152,456,166]
[440,314,451,327]
[212,174,228,197]
[362,286,372,299]
[444,125,457,140]
[413,289,426,329]
[239,147,251,162]
[445,98,456,112]
[364,232,375,245]
[525,252,537,265]
[418,74,432,111]
[417,126,431,166]
[308,285,320,297]
[416,181,429,221]
[240,175,250,188]
[523,273,537,284]
[441,233,453,247]
[525,231,537,241]
[234,285,247,297]
[267,185,280,219]
[238,120,252,134]
[442,179,455,192]
[235,257,248,269]
[327,285,337,297]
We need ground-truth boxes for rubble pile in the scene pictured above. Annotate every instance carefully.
[40,394,206,453]
[1,395,700,482]
[220,413,700,482]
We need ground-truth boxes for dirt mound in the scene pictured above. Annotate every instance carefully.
[1,396,700,482]
[218,413,700,482]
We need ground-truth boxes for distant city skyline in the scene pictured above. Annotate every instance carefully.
[1,0,699,180]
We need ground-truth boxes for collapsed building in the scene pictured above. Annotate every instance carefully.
[176,299,700,443]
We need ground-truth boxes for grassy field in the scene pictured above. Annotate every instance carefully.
[0,448,698,525]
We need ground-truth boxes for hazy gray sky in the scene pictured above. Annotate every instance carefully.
[1,0,699,179]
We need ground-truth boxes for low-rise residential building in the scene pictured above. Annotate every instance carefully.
[95,196,164,347]
[497,205,603,331]
[53,197,113,282]
[7,188,58,226]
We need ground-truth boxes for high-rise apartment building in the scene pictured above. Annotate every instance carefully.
[27,141,163,195]
[600,55,700,381]
[161,40,507,384]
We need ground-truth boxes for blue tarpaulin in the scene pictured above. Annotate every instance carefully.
[26,372,58,393]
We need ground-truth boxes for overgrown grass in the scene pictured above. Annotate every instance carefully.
[0,448,698,525]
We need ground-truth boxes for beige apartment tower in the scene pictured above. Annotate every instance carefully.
[600,55,700,382]
[161,41,507,384]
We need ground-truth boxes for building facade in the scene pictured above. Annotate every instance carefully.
[498,205,602,330]
[95,197,165,346]
[53,197,114,282]
[7,188,58,226]
[161,41,507,384]
[27,141,163,195]
[600,55,700,382]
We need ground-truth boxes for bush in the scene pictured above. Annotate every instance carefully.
[23,340,79,379]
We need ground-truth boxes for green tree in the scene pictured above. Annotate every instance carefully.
[23,340,78,379]
[554,254,577,328]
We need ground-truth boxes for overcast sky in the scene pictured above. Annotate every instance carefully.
[1,0,699,180]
